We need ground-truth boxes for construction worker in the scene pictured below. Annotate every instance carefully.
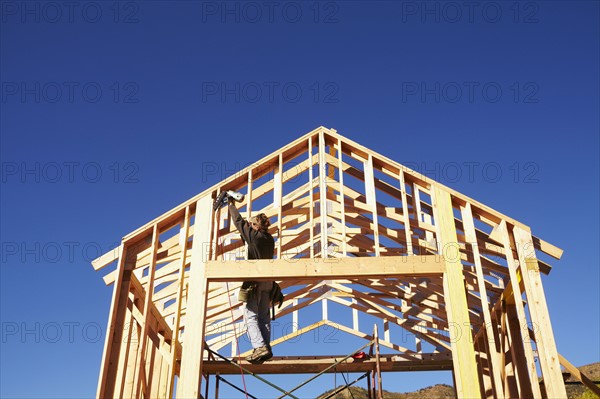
[228,201,275,364]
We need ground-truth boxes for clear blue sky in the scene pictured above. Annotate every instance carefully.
[1,1,598,398]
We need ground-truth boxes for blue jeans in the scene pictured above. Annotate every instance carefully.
[244,281,272,349]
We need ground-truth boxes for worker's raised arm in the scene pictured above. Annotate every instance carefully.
[228,202,252,243]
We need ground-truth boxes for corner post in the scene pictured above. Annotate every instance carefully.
[513,226,567,398]
[432,186,481,398]
[97,243,132,398]
[177,195,214,398]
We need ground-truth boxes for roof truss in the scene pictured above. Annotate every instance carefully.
[92,126,567,399]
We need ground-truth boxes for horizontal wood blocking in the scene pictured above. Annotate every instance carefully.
[205,255,445,281]
[203,353,453,374]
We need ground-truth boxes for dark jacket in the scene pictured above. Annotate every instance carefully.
[228,203,274,260]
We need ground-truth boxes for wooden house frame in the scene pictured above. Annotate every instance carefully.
[91,126,589,398]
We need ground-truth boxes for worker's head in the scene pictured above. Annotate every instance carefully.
[249,213,270,232]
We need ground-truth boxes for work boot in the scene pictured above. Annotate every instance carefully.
[262,346,273,361]
[245,346,271,364]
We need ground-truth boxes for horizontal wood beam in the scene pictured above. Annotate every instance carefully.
[205,256,445,281]
[202,353,453,374]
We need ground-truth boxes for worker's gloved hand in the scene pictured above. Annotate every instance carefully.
[224,197,234,208]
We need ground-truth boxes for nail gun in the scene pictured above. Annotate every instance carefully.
[213,190,245,210]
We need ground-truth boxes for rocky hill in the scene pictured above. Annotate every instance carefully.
[317,363,599,399]
[317,384,454,399]
[564,362,600,399]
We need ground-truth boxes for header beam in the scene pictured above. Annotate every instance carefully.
[205,255,445,281]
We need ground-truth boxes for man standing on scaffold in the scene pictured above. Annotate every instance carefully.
[228,199,275,364]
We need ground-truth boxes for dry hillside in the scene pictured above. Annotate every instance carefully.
[317,362,599,399]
